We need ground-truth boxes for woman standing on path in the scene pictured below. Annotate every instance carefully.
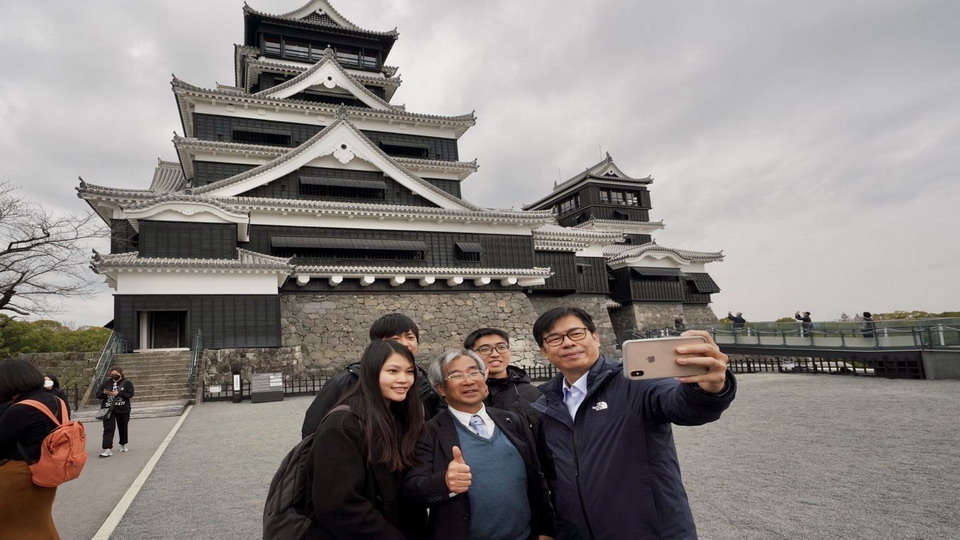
[96,366,134,458]
[305,340,427,539]
[0,359,66,539]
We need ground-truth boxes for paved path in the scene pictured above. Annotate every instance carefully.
[52,375,960,539]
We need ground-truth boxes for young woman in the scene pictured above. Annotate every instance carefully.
[96,366,135,457]
[0,359,66,539]
[43,375,70,414]
[304,340,426,539]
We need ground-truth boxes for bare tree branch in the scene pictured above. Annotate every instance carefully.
[0,181,106,316]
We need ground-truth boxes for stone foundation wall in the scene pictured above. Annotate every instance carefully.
[527,294,619,359]
[201,346,307,386]
[608,302,720,342]
[10,352,100,388]
[280,292,544,370]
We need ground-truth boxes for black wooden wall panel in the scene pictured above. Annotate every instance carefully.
[194,162,257,187]
[422,178,461,198]
[238,166,439,207]
[110,219,138,254]
[575,257,609,294]
[193,114,460,161]
[139,222,237,260]
[532,251,577,291]
[114,295,280,351]
[246,225,534,268]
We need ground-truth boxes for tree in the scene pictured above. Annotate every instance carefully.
[0,181,105,317]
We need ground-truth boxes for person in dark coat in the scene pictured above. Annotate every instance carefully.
[861,311,876,338]
[404,349,553,540]
[464,327,542,430]
[727,311,747,330]
[304,340,426,539]
[96,366,134,457]
[43,374,71,413]
[301,313,444,439]
[531,307,736,540]
[795,311,814,337]
[0,359,65,539]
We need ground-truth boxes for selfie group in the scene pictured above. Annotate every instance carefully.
[272,305,736,539]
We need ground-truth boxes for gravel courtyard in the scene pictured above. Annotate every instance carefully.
[93,373,960,539]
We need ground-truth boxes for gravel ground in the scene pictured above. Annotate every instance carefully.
[108,374,960,539]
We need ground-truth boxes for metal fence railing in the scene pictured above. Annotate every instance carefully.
[187,329,203,396]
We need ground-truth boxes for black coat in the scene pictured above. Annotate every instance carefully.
[96,378,134,414]
[304,406,425,539]
[484,365,542,430]
[403,407,554,539]
[0,389,62,462]
[301,363,444,439]
[533,357,736,540]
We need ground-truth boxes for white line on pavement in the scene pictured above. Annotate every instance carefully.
[91,405,194,540]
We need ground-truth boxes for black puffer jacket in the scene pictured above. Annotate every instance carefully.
[485,365,542,430]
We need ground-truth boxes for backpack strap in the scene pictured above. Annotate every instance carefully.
[16,399,65,426]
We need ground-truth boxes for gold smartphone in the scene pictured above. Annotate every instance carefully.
[622,336,709,380]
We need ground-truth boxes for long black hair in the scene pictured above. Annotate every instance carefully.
[0,359,45,402]
[339,340,424,472]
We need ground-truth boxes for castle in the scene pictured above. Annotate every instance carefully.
[78,0,723,370]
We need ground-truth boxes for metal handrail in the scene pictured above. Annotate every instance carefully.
[188,329,203,395]
[84,331,125,405]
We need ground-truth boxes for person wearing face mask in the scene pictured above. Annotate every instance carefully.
[43,375,70,414]
[96,366,135,458]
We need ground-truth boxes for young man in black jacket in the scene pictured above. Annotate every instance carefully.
[404,349,553,539]
[464,327,542,430]
[531,307,735,540]
[300,313,444,438]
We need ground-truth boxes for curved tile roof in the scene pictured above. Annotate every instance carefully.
[604,242,724,264]
[244,1,398,37]
[148,161,187,193]
[294,264,552,277]
[92,248,293,272]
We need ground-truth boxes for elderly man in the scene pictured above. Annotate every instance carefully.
[404,349,553,540]
[531,307,736,539]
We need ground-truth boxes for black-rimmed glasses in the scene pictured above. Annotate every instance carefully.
[542,327,589,347]
[474,343,510,356]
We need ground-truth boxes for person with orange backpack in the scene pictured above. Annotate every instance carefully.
[1,358,85,539]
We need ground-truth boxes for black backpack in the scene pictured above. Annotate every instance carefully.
[263,404,349,539]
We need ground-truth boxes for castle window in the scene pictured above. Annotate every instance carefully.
[263,35,281,56]
[379,141,429,159]
[576,261,591,274]
[271,236,426,262]
[625,192,638,205]
[232,129,291,146]
[284,41,310,60]
[455,241,483,262]
[599,190,610,203]
[610,191,625,204]
[299,176,386,200]
[558,195,579,214]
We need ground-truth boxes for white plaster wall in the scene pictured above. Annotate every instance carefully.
[116,272,279,295]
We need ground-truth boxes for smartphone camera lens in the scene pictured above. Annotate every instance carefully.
[630,370,644,377]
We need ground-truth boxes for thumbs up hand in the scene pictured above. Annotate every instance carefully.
[445,446,472,494]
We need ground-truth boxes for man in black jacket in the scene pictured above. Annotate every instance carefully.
[404,349,553,540]
[532,307,735,540]
[300,313,444,438]
[464,327,542,429]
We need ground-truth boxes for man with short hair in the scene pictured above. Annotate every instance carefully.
[300,313,444,438]
[531,307,735,539]
[404,349,553,540]
[464,327,542,429]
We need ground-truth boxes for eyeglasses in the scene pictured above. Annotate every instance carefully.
[474,343,510,356]
[445,370,486,383]
[542,327,590,347]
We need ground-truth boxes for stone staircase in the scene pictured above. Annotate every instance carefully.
[75,350,195,421]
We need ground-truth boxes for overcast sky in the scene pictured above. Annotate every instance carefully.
[1,0,958,327]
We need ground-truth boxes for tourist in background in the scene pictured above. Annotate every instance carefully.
[305,340,426,539]
[301,313,444,439]
[861,312,876,338]
[531,307,735,539]
[0,359,66,538]
[464,327,542,430]
[795,311,813,337]
[96,366,134,458]
[727,311,747,330]
[674,314,686,333]
[404,349,554,539]
[43,374,70,414]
